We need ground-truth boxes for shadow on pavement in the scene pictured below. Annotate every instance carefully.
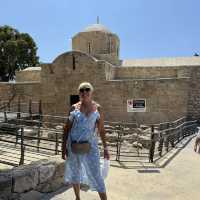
[110,135,196,170]
[159,135,196,168]
[42,185,71,200]
[137,169,160,173]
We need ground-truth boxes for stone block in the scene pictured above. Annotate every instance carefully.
[54,161,65,178]
[13,167,39,193]
[0,172,12,199]
[39,164,55,184]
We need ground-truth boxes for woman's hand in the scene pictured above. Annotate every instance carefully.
[104,149,110,160]
[194,145,197,152]
[62,148,68,160]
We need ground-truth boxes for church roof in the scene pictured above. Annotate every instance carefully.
[121,57,200,67]
[82,23,112,33]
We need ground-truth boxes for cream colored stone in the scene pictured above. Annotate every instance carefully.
[39,164,55,184]
[1,23,200,124]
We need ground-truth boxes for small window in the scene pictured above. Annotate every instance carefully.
[117,46,119,57]
[108,38,112,53]
[88,43,91,54]
[72,55,76,70]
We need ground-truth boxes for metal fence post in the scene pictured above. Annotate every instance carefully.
[37,127,40,152]
[17,97,21,120]
[149,125,155,163]
[39,100,43,125]
[158,132,164,157]
[169,131,175,148]
[116,130,120,161]
[19,127,25,165]
[29,99,32,119]
[15,127,19,146]
[116,124,122,161]
[4,111,8,123]
[55,132,58,155]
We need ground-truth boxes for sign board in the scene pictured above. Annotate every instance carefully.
[127,99,146,112]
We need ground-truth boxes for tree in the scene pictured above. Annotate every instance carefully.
[0,25,39,81]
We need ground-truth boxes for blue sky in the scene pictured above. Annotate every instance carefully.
[0,0,200,63]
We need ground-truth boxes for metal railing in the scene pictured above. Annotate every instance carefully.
[0,112,198,166]
[0,112,65,166]
[148,117,197,162]
[104,121,149,162]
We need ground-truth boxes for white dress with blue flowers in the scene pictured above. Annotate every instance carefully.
[64,108,106,193]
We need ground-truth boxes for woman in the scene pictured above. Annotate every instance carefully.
[62,82,110,200]
[194,127,200,153]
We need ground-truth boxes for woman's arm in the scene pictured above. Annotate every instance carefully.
[97,106,110,160]
[62,106,74,160]
[62,120,71,159]
[194,136,200,152]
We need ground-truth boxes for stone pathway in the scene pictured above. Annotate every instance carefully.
[42,135,200,200]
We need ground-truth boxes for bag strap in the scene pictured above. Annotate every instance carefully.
[69,102,100,143]
[70,115,95,143]
[70,113,96,143]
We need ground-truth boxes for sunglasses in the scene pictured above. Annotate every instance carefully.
[79,88,91,93]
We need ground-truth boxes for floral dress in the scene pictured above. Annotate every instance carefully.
[64,108,106,193]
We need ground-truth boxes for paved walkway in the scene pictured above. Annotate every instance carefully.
[42,135,200,200]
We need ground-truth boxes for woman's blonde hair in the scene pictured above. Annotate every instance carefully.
[78,82,94,92]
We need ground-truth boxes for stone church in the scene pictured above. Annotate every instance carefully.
[2,23,200,124]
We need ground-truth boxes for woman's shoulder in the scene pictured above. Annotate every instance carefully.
[71,102,81,110]
[92,101,103,113]
[92,101,100,109]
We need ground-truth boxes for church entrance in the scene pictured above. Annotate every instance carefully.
[70,95,79,106]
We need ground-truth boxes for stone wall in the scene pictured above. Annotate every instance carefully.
[2,52,200,124]
[41,51,109,116]
[187,66,200,120]
[0,82,41,113]
[113,66,190,79]
[121,57,200,67]
[39,51,191,124]
[16,70,41,82]
[15,82,41,102]
[0,83,15,103]
[95,78,190,124]
[0,156,65,200]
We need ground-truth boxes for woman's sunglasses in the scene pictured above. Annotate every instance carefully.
[79,88,91,93]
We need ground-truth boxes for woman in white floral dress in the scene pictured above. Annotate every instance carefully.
[62,82,110,200]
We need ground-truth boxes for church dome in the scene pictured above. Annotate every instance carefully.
[72,23,120,65]
[83,23,112,33]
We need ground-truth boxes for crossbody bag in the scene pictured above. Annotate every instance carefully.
[70,116,93,154]
[71,140,91,154]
